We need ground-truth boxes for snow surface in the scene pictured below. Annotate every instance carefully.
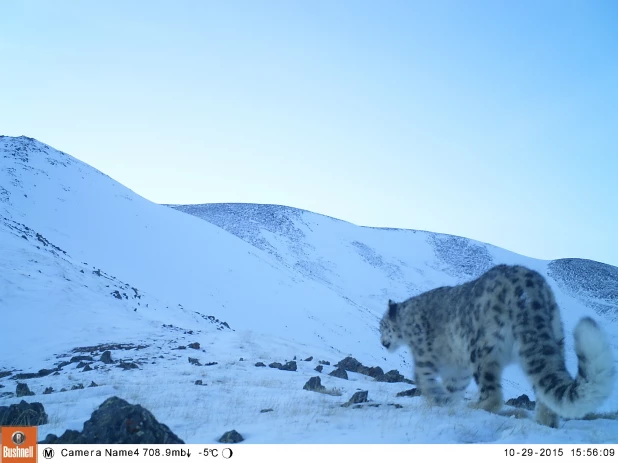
[1,135,617,444]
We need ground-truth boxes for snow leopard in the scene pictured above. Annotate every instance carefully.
[380,264,615,427]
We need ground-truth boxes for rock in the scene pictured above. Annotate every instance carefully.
[335,356,364,372]
[100,351,114,364]
[16,383,35,397]
[342,391,369,407]
[0,400,48,426]
[260,408,274,413]
[318,360,330,365]
[0,371,12,379]
[204,362,218,366]
[88,381,98,388]
[195,380,203,385]
[71,384,85,390]
[188,342,200,350]
[39,397,184,444]
[348,391,368,404]
[188,358,202,366]
[314,365,323,373]
[218,429,243,444]
[268,362,283,369]
[43,387,54,395]
[304,356,313,361]
[71,355,94,363]
[83,364,93,372]
[280,361,297,371]
[506,394,536,411]
[388,403,403,409]
[367,366,384,378]
[375,369,409,383]
[117,362,139,370]
[329,368,348,380]
[396,388,421,397]
[12,368,56,380]
[303,376,326,392]
[255,362,266,367]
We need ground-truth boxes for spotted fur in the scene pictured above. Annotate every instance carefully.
[380,264,615,427]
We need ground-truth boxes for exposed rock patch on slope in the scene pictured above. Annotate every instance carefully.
[548,258,618,321]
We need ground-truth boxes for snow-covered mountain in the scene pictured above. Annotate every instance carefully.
[1,135,617,444]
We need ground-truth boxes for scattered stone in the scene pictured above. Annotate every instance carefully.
[0,400,49,426]
[175,346,187,350]
[60,388,67,392]
[83,364,93,372]
[39,397,184,444]
[318,360,330,365]
[16,383,35,397]
[218,429,243,444]
[367,366,384,378]
[303,377,326,393]
[335,356,364,372]
[506,394,536,411]
[375,369,410,383]
[0,371,12,379]
[43,387,54,395]
[396,388,421,398]
[71,384,85,390]
[77,361,88,368]
[12,368,57,380]
[205,362,218,366]
[117,362,139,370]
[304,356,313,361]
[71,355,94,363]
[314,365,323,373]
[269,361,296,372]
[260,408,274,413]
[280,361,297,371]
[388,403,403,409]
[342,391,369,407]
[255,362,266,367]
[188,358,202,366]
[88,382,98,388]
[195,380,203,386]
[348,391,368,404]
[188,342,200,350]
[329,368,348,380]
[100,351,114,364]
[239,357,244,361]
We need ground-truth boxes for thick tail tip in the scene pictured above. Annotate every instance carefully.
[575,317,608,355]
[574,316,615,399]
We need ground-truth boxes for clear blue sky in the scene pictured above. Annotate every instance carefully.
[1,1,617,267]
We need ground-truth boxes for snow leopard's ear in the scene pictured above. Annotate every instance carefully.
[388,299,398,319]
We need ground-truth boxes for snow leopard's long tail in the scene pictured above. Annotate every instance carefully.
[532,317,615,419]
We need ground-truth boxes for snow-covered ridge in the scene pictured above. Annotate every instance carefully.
[168,202,618,323]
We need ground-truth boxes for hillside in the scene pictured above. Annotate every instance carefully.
[1,135,617,444]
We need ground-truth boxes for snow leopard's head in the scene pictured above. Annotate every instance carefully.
[380,299,403,353]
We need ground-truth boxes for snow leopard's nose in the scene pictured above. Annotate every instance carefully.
[382,341,391,349]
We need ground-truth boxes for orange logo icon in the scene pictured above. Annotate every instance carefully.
[1,427,37,463]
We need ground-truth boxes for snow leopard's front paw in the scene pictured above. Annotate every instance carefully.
[425,387,451,406]
[469,395,503,413]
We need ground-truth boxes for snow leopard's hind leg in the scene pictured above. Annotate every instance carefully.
[470,341,507,413]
